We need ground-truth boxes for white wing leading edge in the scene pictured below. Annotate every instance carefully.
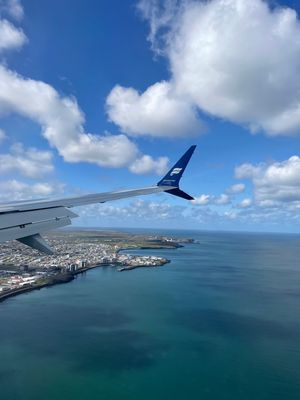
[0,146,196,254]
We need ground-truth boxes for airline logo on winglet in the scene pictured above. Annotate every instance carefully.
[170,168,182,176]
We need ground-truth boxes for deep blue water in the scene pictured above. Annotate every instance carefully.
[1,230,300,399]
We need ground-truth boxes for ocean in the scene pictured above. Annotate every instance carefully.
[1,230,300,400]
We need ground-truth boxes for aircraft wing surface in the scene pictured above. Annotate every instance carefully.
[0,145,196,254]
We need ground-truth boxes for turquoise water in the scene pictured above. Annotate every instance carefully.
[1,230,300,399]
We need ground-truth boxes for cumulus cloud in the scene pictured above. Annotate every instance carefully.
[226,183,245,194]
[129,154,169,175]
[0,143,54,178]
[64,133,138,167]
[106,82,202,138]
[131,0,300,137]
[0,2,165,175]
[0,1,174,178]
[78,188,300,228]
[192,193,231,206]
[192,206,235,223]
[229,203,300,227]
[224,210,238,220]
[191,194,211,205]
[237,198,252,208]
[0,179,65,201]
[79,199,184,221]
[214,193,230,205]
[0,64,172,174]
[0,1,25,50]
[235,156,300,204]
[137,0,179,54]
[191,155,300,226]
[0,65,154,171]
[0,65,136,167]
[0,18,26,51]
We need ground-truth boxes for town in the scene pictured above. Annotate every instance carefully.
[0,230,192,300]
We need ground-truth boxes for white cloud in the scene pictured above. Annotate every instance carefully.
[0,128,6,143]
[0,65,145,169]
[192,193,231,206]
[0,2,171,176]
[235,156,300,204]
[0,179,65,201]
[78,191,300,229]
[129,154,169,175]
[224,210,238,220]
[79,199,184,221]
[63,133,138,168]
[191,194,211,205]
[0,0,24,20]
[0,18,26,51]
[0,143,54,178]
[0,4,152,174]
[137,0,179,55]
[226,183,245,194]
[0,65,172,175]
[106,81,203,138]
[214,193,230,205]
[237,198,252,208]
[229,203,300,227]
[6,0,23,20]
[133,0,300,137]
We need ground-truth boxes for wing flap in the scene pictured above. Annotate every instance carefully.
[18,234,54,255]
[0,207,77,230]
[0,215,73,242]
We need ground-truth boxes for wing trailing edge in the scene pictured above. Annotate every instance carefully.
[0,145,196,253]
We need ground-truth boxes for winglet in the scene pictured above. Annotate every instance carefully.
[157,145,196,200]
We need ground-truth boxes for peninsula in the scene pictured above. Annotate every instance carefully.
[0,229,194,302]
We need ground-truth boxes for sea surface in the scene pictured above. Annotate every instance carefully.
[1,229,300,400]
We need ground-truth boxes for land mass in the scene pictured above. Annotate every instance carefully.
[0,230,194,302]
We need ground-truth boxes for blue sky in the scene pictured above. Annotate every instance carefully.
[1,0,300,232]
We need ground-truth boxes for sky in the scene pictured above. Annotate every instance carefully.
[1,0,300,232]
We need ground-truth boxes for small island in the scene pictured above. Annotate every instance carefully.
[0,230,194,302]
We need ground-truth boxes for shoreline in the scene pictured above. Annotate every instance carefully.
[0,243,182,303]
[0,264,106,303]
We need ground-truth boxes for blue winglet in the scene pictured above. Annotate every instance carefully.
[157,145,196,200]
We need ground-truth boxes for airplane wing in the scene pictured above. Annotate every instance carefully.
[0,145,196,254]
